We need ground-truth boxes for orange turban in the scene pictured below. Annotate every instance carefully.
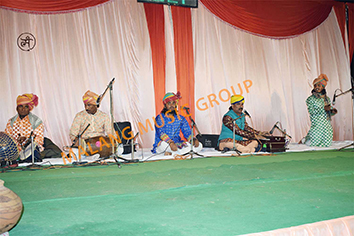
[83,90,99,105]
[313,74,328,87]
[16,93,39,111]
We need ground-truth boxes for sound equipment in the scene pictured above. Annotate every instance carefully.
[196,134,219,148]
[0,132,19,161]
[114,122,136,154]
[260,136,286,153]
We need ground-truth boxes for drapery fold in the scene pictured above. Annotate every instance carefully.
[144,3,166,115]
[0,0,111,13]
[171,6,195,119]
[200,0,333,38]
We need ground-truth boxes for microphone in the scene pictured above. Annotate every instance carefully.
[244,110,251,118]
[181,106,190,115]
[270,122,278,135]
[96,95,101,107]
[332,93,336,105]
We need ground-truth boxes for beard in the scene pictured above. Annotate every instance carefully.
[161,107,177,116]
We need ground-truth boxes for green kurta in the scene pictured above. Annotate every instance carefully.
[304,94,333,147]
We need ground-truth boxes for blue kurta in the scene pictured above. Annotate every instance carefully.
[152,112,192,153]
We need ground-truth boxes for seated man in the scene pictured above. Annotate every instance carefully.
[4,93,44,165]
[218,95,268,153]
[152,91,203,155]
[69,90,122,159]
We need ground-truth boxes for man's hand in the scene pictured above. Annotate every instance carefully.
[17,136,27,144]
[169,141,178,151]
[324,104,331,111]
[193,138,200,148]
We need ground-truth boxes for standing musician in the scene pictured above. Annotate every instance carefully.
[300,74,337,147]
[4,93,44,165]
[152,91,203,155]
[218,95,269,154]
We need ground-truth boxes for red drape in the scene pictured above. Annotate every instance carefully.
[349,3,354,62]
[144,3,166,115]
[200,0,333,38]
[171,6,195,119]
[0,0,110,13]
[334,2,354,63]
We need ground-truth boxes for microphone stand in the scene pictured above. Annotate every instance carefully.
[270,125,292,139]
[26,133,41,168]
[229,116,243,155]
[181,108,204,159]
[99,78,139,167]
[71,123,90,163]
[335,85,354,151]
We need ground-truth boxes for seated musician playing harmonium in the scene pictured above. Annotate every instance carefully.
[69,90,123,160]
[218,95,270,154]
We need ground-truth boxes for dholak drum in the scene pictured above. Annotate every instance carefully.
[82,136,118,158]
[0,132,20,161]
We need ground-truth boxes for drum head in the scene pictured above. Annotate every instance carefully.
[0,132,20,161]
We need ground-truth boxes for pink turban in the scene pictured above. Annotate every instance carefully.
[16,93,39,111]
[83,90,99,105]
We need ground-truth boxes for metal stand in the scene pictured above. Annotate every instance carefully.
[181,109,203,159]
[230,119,241,155]
[71,124,90,164]
[338,142,354,151]
[26,134,42,168]
[220,115,244,155]
[98,78,139,167]
[333,84,354,151]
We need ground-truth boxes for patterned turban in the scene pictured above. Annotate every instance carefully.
[83,90,99,105]
[16,93,39,111]
[313,74,328,87]
[231,95,244,104]
[163,91,182,104]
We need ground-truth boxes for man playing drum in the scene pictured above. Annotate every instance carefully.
[4,93,44,166]
[69,90,122,159]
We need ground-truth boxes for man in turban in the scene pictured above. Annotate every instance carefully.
[300,74,337,147]
[4,93,44,165]
[69,90,122,159]
[218,95,268,154]
[152,91,203,155]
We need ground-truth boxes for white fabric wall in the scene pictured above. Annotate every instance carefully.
[193,7,353,142]
[0,1,352,151]
[0,0,156,149]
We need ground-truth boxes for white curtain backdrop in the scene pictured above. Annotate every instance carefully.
[0,0,156,149]
[193,6,353,142]
[0,1,352,151]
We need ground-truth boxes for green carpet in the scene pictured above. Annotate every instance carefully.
[1,150,353,235]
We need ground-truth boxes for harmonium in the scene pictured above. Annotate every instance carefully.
[260,135,287,153]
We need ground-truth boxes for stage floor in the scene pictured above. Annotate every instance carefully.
[24,140,354,166]
[0,142,353,236]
